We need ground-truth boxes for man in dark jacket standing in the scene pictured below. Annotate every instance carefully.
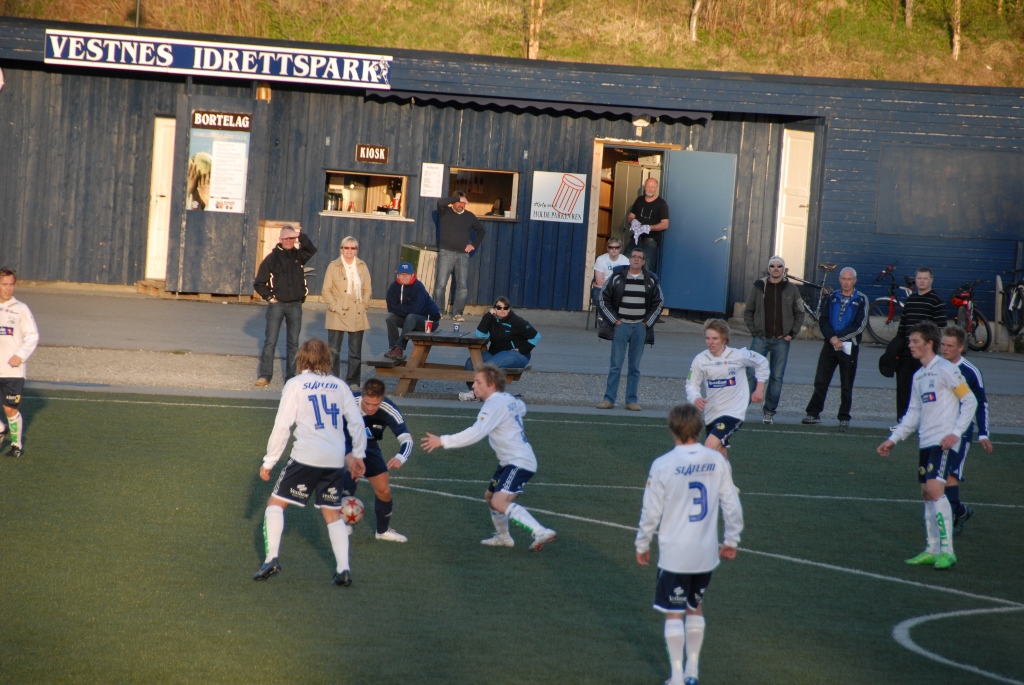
[596,248,664,411]
[894,267,947,421]
[253,226,316,386]
[743,255,805,424]
[384,262,440,360]
[803,267,868,427]
[434,192,485,322]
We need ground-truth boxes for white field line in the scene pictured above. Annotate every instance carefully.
[893,608,1024,685]
[389,477,1024,510]
[20,398,1024,445]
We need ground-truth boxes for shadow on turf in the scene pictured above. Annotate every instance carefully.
[246,471,337,573]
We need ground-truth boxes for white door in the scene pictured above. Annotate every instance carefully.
[774,129,815,280]
[145,117,177,280]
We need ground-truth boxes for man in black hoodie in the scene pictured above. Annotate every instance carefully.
[253,226,317,386]
[433,192,485,322]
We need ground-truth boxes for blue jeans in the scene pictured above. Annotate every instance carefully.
[604,322,646,405]
[386,312,427,350]
[259,301,303,381]
[747,336,791,414]
[433,249,469,316]
[464,349,530,387]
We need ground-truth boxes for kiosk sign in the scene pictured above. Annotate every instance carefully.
[44,29,392,90]
[530,171,587,224]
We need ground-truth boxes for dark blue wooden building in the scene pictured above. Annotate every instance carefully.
[1,17,1021,317]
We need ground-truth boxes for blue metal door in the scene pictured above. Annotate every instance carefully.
[658,150,737,312]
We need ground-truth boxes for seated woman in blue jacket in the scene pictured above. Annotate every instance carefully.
[459,296,540,401]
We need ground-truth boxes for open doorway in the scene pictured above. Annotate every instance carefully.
[596,147,663,257]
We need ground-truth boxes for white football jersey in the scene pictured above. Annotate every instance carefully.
[635,443,743,574]
[0,297,39,379]
[262,371,367,470]
[889,355,977,450]
[685,346,769,423]
[441,391,537,472]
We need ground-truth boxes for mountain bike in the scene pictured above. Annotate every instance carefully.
[952,279,991,352]
[866,262,912,345]
[786,263,837,330]
[1000,268,1024,336]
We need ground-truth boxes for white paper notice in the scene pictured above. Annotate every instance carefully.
[842,341,853,355]
[420,163,445,198]
[208,140,248,213]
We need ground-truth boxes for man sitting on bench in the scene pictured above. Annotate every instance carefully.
[384,262,441,361]
[459,296,540,402]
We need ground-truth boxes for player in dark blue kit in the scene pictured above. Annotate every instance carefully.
[940,326,992,535]
[343,378,413,541]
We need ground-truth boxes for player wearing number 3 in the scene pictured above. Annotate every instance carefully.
[421,364,556,551]
[254,339,367,586]
[636,403,744,685]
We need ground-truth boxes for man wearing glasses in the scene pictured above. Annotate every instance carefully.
[253,226,317,387]
[597,248,664,411]
[742,256,805,424]
[592,240,629,323]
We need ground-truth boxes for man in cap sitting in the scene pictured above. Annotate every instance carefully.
[384,262,441,361]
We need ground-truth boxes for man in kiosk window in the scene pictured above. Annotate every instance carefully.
[434,191,485,323]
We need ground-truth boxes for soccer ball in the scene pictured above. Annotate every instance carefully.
[340,496,365,525]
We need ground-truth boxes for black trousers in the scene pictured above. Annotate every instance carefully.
[805,341,859,421]
[895,355,921,421]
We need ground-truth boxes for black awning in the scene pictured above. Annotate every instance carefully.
[370,90,710,122]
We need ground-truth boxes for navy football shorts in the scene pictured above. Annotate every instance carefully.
[947,438,971,482]
[487,464,535,495]
[654,569,713,613]
[0,377,24,409]
[362,447,389,479]
[271,458,347,508]
[918,445,953,483]
[706,415,743,448]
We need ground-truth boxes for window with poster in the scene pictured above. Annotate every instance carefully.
[322,172,411,220]
[448,168,519,220]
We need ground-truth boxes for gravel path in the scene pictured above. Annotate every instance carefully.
[28,345,1024,428]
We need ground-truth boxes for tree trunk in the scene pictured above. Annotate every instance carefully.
[951,0,961,60]
[997,0,1003,15]
[526,0,545,60]
[905,0,913,28]
[689,0,703,42]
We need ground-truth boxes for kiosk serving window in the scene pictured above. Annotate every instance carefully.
[323,172,408,218]
[448,168,519,219]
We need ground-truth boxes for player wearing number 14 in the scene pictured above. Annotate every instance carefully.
[254,339,367,586]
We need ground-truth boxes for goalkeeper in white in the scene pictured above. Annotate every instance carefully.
[421,364,556,551]
[636,403,744,685]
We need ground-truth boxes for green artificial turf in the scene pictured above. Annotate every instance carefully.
[1,390,1022,684]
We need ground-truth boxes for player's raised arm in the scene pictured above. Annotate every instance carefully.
[440,406,505,450]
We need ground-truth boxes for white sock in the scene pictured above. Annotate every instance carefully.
[8,411,22,447]
[934,495,955,555]
[263,505,284,562]
[506,502,544,536]
[923,501,940,554]
[684,614,706,679]
[664,618,685,684]
[327,519,350,573]
[490,509,510,536]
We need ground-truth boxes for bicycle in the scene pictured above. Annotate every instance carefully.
[866,262,913,345]
[951,279,991,352]
[1000,268,1024,336]
[786,263,837,330]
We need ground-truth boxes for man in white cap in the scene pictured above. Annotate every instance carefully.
[742,255,805,424]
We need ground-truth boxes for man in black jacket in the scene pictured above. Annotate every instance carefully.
[596,248,664,411]
[253,226,316,386]
[433,193,485,323]
[894,267,947,421]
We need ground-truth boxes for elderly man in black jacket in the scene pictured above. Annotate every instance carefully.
[253,226,316,386]
[596,247,664,411]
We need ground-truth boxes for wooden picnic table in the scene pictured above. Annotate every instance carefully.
[366,331,528,397]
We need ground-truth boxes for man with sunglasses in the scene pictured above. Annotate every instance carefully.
[742,256,805,424]
[593,240,629,324]
[597,248,664,411]
[254,226,317,386]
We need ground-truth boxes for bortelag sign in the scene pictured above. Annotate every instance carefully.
[43,29,392,90]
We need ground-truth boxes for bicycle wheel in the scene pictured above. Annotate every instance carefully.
[867,298,900,345]
[967,309,991,352]
[1004,285,1024,336]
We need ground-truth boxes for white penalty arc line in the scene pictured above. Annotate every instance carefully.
[393,482,1024,684]
[893,607,1024,685]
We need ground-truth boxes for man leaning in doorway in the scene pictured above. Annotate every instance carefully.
[625,178,669,274]
[434,191,485,323]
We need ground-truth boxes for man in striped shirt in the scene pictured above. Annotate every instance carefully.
[895,267,947,420]
[597,248,665,411]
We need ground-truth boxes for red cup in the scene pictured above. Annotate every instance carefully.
[425,320,433,333]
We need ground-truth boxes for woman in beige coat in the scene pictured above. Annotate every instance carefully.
[322,236,373,389]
